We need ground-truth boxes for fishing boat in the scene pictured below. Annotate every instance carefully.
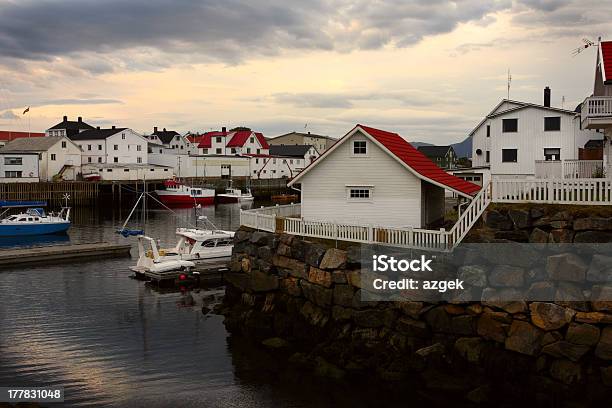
[130,227,235,273]
[155,179,215,206]
[217,187,254,203]
[0,200,71,236]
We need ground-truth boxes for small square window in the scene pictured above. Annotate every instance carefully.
[544,117,561,131]
[353,140,367,155]
[502,149,517,163]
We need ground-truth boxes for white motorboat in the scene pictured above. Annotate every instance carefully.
[131,227,235,273]
[217,187,254,203]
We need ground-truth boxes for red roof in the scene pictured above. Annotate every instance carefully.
[356,125,481,196]
[227,131,269,149]
[601,41,612,82]
[0,131,45,141]
[196,131,229,149]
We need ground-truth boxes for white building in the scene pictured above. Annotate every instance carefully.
[46,116,95,138]
[0,136,82,181]
[0,152,39,183]
[470,88,601,180]
[248,145,320,179]
[144,127,195,155]
[69,127,149,165]
[197,128,269,155]
[148,153,250,179]
[82,163,173,181]
[268,131,336,153]
[288,125,480,228]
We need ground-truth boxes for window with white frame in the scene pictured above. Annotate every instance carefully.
[347,186,373,201]
[353,140,367,155]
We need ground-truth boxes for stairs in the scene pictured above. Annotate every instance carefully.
[448,181,492,248]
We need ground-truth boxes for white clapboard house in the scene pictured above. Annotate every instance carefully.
[287,125,480,228]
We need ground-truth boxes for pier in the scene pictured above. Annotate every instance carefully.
[132,257,230,285]
[0,242,132,268]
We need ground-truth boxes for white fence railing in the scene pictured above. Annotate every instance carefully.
[448,183,491,247]
[492,178,612,205]
[535,160,604,179]
[582,96,612,118]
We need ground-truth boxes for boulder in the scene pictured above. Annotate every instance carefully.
[276,242,292,257]
[262,337,289,349]
[541,331,563,346]
[395,316,430,338]
[530,207,545,219]
[415,343,446,360]
[575,311,612,324]
[601,366,612,386]
[304,242,327,267]
[319,248,348,270]
[250,231,275,246]
[587,254,612,282]
[566,323,600,347]
[346,270,362,288]
[280,277,302,297]
[299,301,329,327]
[424,306,452,333]
[481,288,527,313]
[554,282,589,311]
[489,265,525,287]
[546,253,587,282]
[591,285,612,312]
[595,327,612,360]
[332,284,355,307]
[279,233,294,246]
[477,312,510,343]
[549,220,571,229]
[399,301,424,319]
[353,309,387,328]
[549,229,574,244]
[508,209,531,229]
[451,315,476,336]
[529,302,575,331]
[272,255,308,279]
[307,266,333,288]
[331,270,348,284]
[290,239,307,261]
[529,228,550,244]
[346,245,362,267]
[331,305,353,321]
[314,357,345,380]
[549,359,582,385]
[233,229,251,243]
[483,210,513,230]
[505,321,544,356]
[251,271,279,292]
[224,272,251,291]
[574,231,612,243]
[573,217,612,231]
[301,281,333,307]
[457,265,488,288]
[526,281,555,300]
[542,341,590,362]
[494,230,530,242]
[455,337,484,363]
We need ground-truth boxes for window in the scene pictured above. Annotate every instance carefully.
[246,148,251,154]
[61,141,67,148]
[256,149,260,154]
[216,148,222,154]
[4,157,22,165]
[137,157,142,164]
[124,169,129,172]
[106,169,112,172]
[203,149,208,154]
[50,154,56,161]
[353,140,367,155]
[502,119,518,133]
[486,125,490,137]
[175,136,180,140]
[121,133,126,139]
[98,145,102,151]
[113,157,118,163]
[159,149,163,153]
[231,148,236,154]
[544,148,561,161]
[88,144,92,151]
[98,157,102,163]
[88,157,92,163]
[216,137,222,143]
[4,171,22,178]
[137,145,142,151]
[544,117,561,131]
[150,169,154,172]
[473,176,481,181]
[38,153,42,160]
[502,149,518,163]
[255,158,259,164]
[164,169,168,172]
[486,151,490,163]
[114,145,118,151]
[348,188,371,200]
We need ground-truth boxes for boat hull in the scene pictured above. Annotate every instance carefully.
[0,222,71,236]
[216,195,239,203]
[155,191,215,206]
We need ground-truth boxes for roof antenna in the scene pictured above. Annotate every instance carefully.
[562,95,566,109]
[507,69,511,100]
[571,38,595,56]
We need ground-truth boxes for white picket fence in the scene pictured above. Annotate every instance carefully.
[240,178,612,251]
[535,160,604,179]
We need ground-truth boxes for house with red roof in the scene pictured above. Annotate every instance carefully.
[288,125,480,228]
[196,127,269,156]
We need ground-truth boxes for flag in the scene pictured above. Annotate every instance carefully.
[23,106,30,115]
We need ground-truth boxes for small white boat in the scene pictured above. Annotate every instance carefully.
[217,188,254,203]
[131,227,235,273]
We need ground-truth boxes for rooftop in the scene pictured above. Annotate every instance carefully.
[0,131,45,141]
[69,127,127,141]
[48,116,95,131]
[0,137,65,152]
[269,144,314,157]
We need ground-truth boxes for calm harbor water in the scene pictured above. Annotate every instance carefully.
[0,202,407,408]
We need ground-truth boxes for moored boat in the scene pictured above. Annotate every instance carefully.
[0,201,71,236]
[217,187,254,203]
[155,179,215,206]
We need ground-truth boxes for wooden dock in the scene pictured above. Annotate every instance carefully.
[0,242,132,268]
[132,257,230,285]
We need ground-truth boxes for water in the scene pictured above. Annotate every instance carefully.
[0,202,404,408]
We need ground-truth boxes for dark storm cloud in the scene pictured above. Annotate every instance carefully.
[0,0,512,68]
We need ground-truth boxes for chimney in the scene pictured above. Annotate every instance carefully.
[222,126,227,133]
[163,128,166,132]
[112,125,116,129]
[63,115,67,121]
[544,86,551,107]
[78,116,82,122]
[97,126,100,129]
[154,126,158,133]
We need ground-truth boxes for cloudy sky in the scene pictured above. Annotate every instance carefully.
[0,0,609,144]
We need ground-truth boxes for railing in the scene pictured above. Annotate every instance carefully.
[448,183,491,247]
[535,160,604,179]
[492,178,612,205]
[582,96,612,118]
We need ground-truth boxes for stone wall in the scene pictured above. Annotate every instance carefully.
[222,220,612,405]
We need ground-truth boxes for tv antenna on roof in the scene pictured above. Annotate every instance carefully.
[507,69,512,99]
[571,38,595,56]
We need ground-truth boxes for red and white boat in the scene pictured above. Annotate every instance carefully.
[155,180,215,206]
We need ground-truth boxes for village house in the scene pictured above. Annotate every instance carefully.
[287,125,480,228]
[197,128,269,155]
[0,152,39,183]
[470,87,601,182]
[144,127,195,154]
[268,131,336,153]
[0,130,45,148]
[0,136,82,181]
[147,153,250,179]
[46,116,95,137]
[68,126,149,165]
[417,145,457,169]
[81,163,173,181]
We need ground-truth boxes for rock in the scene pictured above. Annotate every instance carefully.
[251,271,279,292]
[550,359,582,385]
[477,313,509,343]
[332,284,355,307]
[466,385,491,404]
[262,337,289,349]
[346,270,362,288]
[546,253,587,282]
[307,266,333,288]
[290,239,307,261]
[574,231,612,243]
[353,309,388,328]
[494,230,530,242]
[444,304,465,315]
[541,331,563,346]
[346,246,362,266]
[250,231,274,246]
[331,270,347,284]
[508,209,531,229]
[399,301,424,319]
[554,282,589,311]
[549,229,574,243]
[466,304,483,315]
[415,343,446,360]
[424,307,452,333]
[529,302,575,331]
[240,257,252,273]
[483,210,513,230]
[279,233,294,246]
[529,228,550,244]
[272,255,307,279]
[591,285,612,312]
[575,311,612,324]
[314,357,345,380]
[304,243,327,267]
[280,277,302,297]
[257,246,274,262]
[505,321,544,356]
[550,221,571,229]
[601,366,612,386]
[566,323,600,346]
[276,243,292,257]
[396,317,430,338]
[595,327,612,360]
[451,315,476,336]
[530,207,545,219]
[481,288,527,313]
[490,265,525,287]
[301,281,333,307]
[587,254,612,282]
[224,272,251,291]
[457,265,488,288]
[300,301,329,327]
[319,248,347,270]
[455,337,484,363]
[573,217,612,231]
[542,341,590,362]
[331,305,353,321]
[526,282,556,300]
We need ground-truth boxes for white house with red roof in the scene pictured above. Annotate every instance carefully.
[197,128,269,155]
[288,125,480,228]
